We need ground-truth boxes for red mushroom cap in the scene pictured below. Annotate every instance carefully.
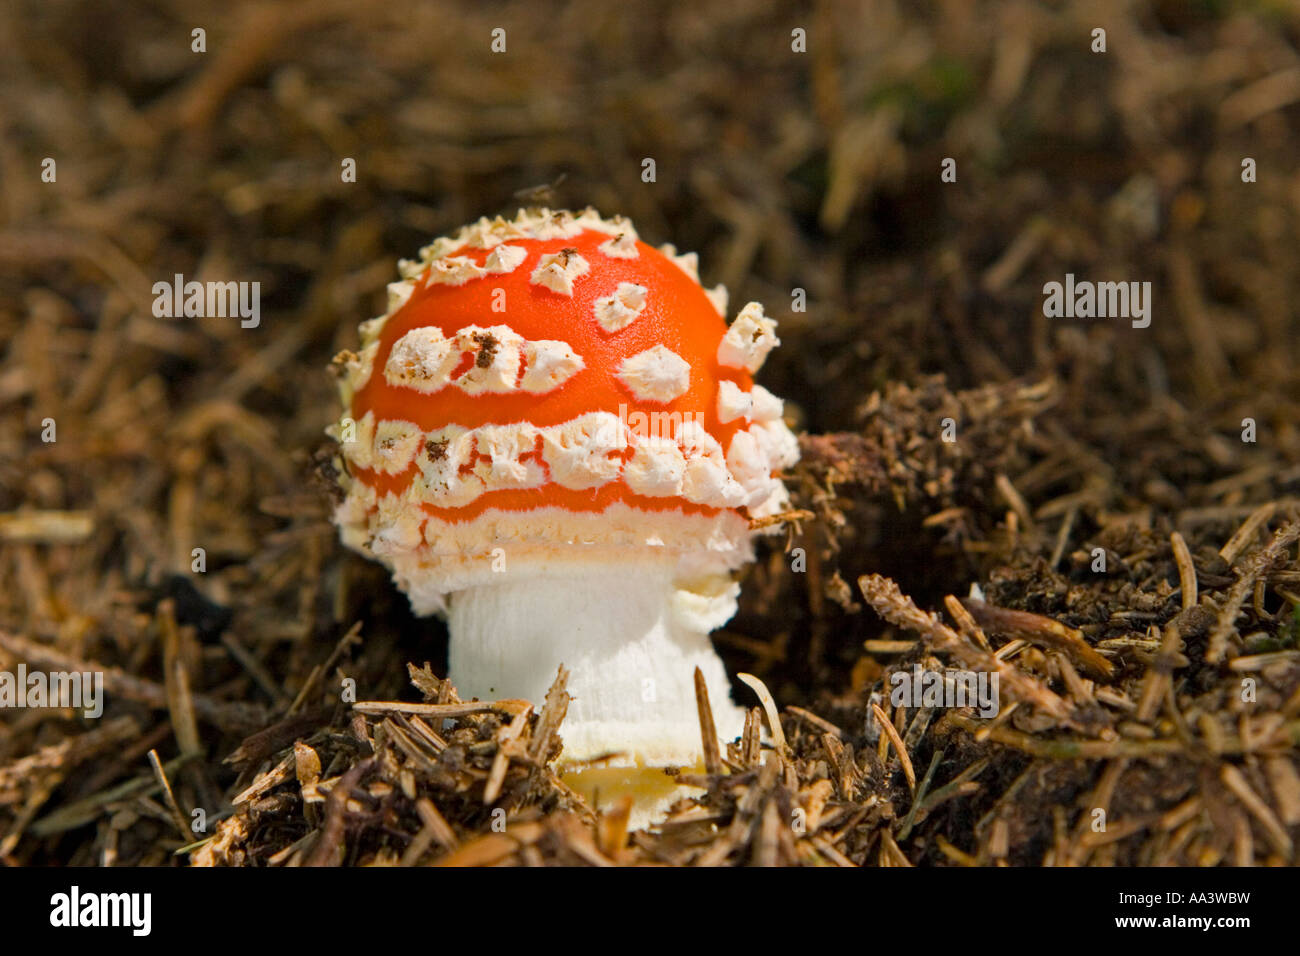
[328,208,797,612]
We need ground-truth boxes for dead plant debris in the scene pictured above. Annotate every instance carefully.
[3,0,1300,866]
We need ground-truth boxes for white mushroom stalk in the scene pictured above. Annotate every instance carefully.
[327,208,798,826]
[448,558,746,820]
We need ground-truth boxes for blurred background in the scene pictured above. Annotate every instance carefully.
[2,0,1300,865]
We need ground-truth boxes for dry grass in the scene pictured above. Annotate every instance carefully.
[2,0,1299,865]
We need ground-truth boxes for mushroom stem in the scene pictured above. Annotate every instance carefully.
[446,557,747,820]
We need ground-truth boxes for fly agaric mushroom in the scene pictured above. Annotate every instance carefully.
[327,208,798,822]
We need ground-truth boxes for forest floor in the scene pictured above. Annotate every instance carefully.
[1,0,1298,865]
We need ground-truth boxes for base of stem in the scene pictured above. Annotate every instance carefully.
[562,765,705,831]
